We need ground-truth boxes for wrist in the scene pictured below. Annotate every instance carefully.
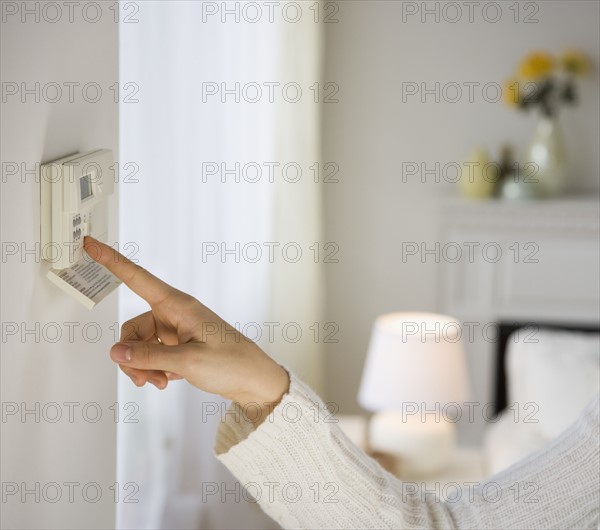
[236,365,290,427]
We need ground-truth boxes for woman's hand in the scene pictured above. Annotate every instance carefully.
[84,236,290,424]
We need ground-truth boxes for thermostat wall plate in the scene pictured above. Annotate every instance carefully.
[40,149,121,309]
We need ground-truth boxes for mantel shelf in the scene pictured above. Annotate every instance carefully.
[437,195,599,233]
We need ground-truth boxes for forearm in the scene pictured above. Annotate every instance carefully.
[214,371,455,529]
[214,373,599,530]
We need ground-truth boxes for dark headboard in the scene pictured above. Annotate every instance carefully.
[493,321,600,416]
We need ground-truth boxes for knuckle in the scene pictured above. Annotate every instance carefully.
[133,341,152,366]
[119,366,141,386]
[121,319,139,340]
[126,262,147,285]
[179,292,199,308]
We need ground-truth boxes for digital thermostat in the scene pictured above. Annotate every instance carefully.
[40,149,120,309]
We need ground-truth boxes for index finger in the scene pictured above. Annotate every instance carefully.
[84,236,175,306]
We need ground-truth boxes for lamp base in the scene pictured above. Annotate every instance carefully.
[368,410,457,476]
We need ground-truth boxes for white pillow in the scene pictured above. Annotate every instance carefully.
[506,328,599,439]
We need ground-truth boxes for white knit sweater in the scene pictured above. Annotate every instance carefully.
[214,371,600,529]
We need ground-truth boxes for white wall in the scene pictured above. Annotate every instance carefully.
[1,6,119,529]
[322,1,600,420]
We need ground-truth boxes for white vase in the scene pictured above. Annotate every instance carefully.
[526,116,568,197]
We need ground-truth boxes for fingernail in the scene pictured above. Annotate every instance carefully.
[111,343,132,363]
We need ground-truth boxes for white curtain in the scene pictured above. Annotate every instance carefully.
[118,2,323,528]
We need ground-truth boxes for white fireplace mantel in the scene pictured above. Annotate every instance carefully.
[438,196,600,324]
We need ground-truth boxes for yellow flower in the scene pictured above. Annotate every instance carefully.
[503,78,522,107]
[561,50,589,75]
[519,52,554,80]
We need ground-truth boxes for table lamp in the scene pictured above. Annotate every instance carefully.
[358,312,471,476]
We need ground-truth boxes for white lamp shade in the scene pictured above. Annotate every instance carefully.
[358,312,470,411]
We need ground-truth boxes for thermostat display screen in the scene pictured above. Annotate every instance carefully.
[80,174,93,200]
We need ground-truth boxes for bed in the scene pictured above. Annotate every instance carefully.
[483,322,600,476]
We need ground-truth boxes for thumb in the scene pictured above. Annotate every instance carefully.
[110,341,191,374]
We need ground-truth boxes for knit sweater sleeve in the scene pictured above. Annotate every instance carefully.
[214,371,600,530]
